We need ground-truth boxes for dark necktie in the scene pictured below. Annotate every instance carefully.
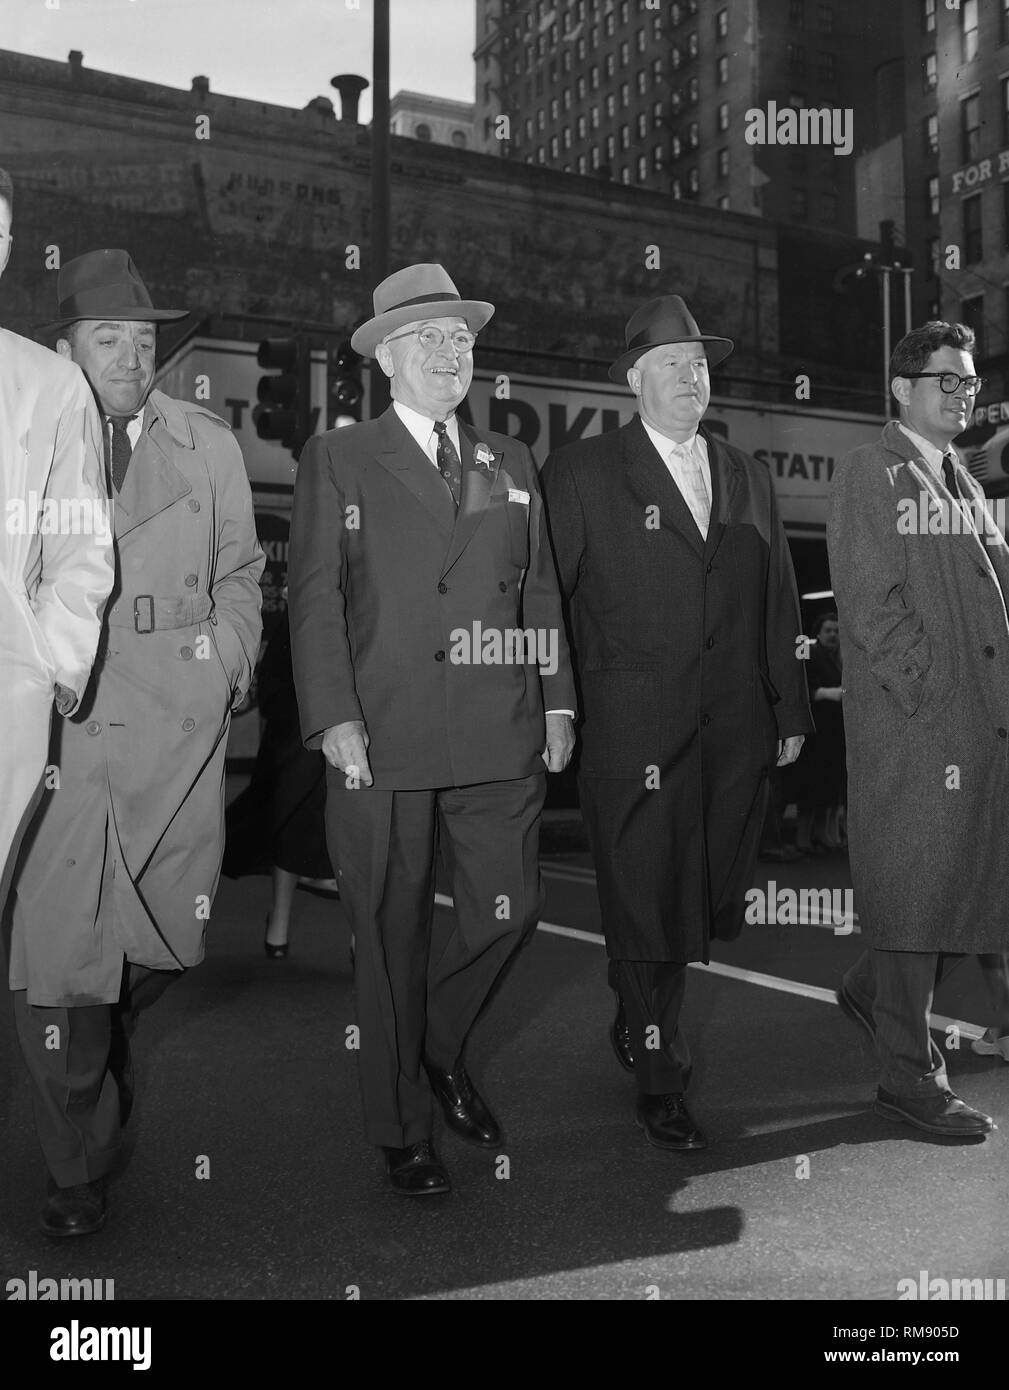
[106,415,137,493]
[941,452,961,501]
[433,419,462,509]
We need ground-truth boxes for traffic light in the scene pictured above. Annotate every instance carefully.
[254,338,311,454]
[331,337,364,427]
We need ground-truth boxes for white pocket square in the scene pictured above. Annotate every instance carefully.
[508,488,530,505]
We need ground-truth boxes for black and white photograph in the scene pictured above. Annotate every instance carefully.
[1,0,1007,1347]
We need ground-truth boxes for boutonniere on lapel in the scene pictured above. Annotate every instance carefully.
[473,443,500,474]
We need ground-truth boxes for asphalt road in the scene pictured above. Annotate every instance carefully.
[1,825,1007,1310]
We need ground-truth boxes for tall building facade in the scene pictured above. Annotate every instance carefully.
[473,0,900,233]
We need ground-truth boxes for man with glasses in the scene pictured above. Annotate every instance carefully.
[829,320,1009,1138]
[288,264,576,1195]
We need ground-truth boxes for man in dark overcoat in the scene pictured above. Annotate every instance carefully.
[541,296,811,1150]
[7,250,264,1235]
[288,264,576,1196]
[829,320,1009,1138]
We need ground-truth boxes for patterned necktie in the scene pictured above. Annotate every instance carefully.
[106,415,137,493]
[433,419,462,509]
[669,440,711,539]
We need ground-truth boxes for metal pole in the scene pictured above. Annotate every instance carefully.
[903,268,913,337]
[370,0,391,418]
[881,267,892,420]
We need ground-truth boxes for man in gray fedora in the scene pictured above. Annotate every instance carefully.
[288,263,576,1195]
[7,249,263,1237]
[541,295,811,1150]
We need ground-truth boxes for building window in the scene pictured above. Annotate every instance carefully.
[591,145,600,170]
[961,295,985,358]
[818,4,834,32]
[537,108,545,131]
[1003,78,1009,144]
[562,126,572,150]
[672,2,682,25]
[787,44,806,73]
[688,32,699,58]
[672,134,682,159]
[620,82,630,108]
[591,105,600,129]
[620,125,630,150]
[606,93,616,118]
[672,44,682,70]
[637,112,648,139]
[550,97,560,120]
[818,52,836,84]
[537,145,545,163]
[717,54,729,84]
[562,49,572,73]
[620,41,630,67]
[451,130,467,148]
[716,8,728,40]
[963,193,983,263]
[672,178,682,200]
[819,191,837,222]
[577,114,587,139]
[562,84,572,109]
[922,54,937,92]
[605,134,616,160]
[415,123,431,141]
[576,75,586,100]
[621,167,631,185]
[637,154,648,181]
[924,113,939,156]
[790,187,808,220]
[653,100,663,128]
[688,76,699,104]
[637,26,647,53]
[688,121,699,148]
[525,117,533,141]
[590,64,599,89]
[688,167,700,195]
[605,13,615,38]
[927,236,940,277]
[653,57,663,81]
[927,174,940,216]
[605,52,616,78]
[922,0,936,33]
[1002,0,1009,45]
[961,94,981,164]
[717,147,729,178]
[577,36,587,60]
[671,87,682,113]
[718,194,730,210]
[550,134,559,158]
[637,69,648,95]
[653,144,664,171]
[962,0,978,63]
[789,0,804,26]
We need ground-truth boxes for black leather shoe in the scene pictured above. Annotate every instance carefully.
[382,1141,451,1195]
[875,1088,994,1137]
[264,913,289,959]
[610,993,635,1072]
[636,1093,709,1150]
[425,1059,501,1147]
[40,1178,107,1238]
[836,983,875,1041]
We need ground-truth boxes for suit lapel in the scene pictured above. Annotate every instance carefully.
[441,419,501,576]
[622,416,705,556]
[114,402,193,538]
[372,408,456,536]
[701,428,741,564]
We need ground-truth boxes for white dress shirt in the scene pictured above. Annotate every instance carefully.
[898,423,950,480]
[640,418,712,539]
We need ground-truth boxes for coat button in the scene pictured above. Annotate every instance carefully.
[438,582,448,594]
[86,721,101,736]
[434,650,446,662]
[706,636,715,649]
[700,713,711,727]
[188,499,200,512]
[180,646,194,660]
[984,646,996,658]
[499,581,507,592]
[182,717,196,732]
[185,573,198,587]
[706,562,713,574]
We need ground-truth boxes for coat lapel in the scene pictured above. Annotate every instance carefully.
[372,407,456,536]
[881,420,995,567]
[114,399,193,538]
[701,428,741,564]
[622,415,705,556]
[441,420,501,576]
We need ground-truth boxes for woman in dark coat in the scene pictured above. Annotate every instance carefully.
[793,611,846,852]
[224,605,335,955]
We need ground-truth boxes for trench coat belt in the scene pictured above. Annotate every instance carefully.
[106,593,215,633]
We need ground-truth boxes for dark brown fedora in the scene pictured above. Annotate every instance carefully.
[351,263,494,357]
[609,294,733,383]
[40,248,189,333]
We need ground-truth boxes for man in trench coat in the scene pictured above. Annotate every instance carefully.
[541,296,811,1150]
[6,249,264,1235]
[829,320,1009,1138]
[0,170,113,895]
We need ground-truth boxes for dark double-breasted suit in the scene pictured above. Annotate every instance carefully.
[288,405,575,1147]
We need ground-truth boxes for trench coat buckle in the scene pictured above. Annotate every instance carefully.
[134,595,156,634]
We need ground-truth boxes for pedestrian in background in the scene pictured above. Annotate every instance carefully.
[793,611,846,854]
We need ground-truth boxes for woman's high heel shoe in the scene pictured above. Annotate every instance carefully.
[264,913,289,959]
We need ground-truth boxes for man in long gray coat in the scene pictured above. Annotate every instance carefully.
[7,250,264,1235]
[829,319,1009,1139]
[541,296,811,1151]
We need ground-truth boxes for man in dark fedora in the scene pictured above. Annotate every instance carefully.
[541,295,811,1150]
[0,170,114,898]
[288,263,576,1195]
[6,249,263,1236]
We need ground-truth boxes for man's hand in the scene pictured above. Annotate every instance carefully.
[542,712,576,773]
[814,686,843,703]
[53,682,76,716]
[776,734,804,767]
[321,719,374,786]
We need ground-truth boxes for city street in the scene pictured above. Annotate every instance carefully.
[2,812,1006,1304]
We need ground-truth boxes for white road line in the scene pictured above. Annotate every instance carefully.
[431,893,985,1037]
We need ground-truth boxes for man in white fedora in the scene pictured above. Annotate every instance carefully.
[288,263,576,1195]
[541,295,810,1151]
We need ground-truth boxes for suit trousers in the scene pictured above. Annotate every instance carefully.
[842,948,947,1098]
[325,772,545,1149]
[13,960,178,1187]
[610,958,691,1094]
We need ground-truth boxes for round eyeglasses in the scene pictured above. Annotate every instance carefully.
[901,371,987,396]
[384,327,476,352]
